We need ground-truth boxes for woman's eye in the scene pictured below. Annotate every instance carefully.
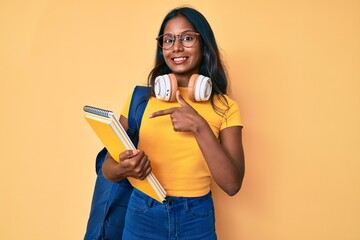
[182,36,193,42]
[163,38,174,44]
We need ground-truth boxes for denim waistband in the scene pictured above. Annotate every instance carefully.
[132,188,212,209]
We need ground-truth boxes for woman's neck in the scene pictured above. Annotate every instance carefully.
[173,73,192,87]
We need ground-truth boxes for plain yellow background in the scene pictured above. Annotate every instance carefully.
[1,0,359,239]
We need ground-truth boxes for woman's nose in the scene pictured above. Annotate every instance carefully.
[172,37,184,52]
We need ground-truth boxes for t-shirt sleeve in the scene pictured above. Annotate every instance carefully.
[220,98,243,131]
[120,92,133,119]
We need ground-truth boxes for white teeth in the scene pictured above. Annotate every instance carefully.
[174,57,186,61]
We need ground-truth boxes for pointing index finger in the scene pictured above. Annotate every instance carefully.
[149,107,176,118]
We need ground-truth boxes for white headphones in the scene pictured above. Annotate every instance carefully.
[154,73,212,102]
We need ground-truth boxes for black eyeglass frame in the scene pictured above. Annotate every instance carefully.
[156,30,201,50]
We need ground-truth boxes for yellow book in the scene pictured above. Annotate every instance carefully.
[83,105,166,203]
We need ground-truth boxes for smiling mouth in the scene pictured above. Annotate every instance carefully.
[172,57,188,64]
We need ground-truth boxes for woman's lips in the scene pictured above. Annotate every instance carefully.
[172,57,188,64]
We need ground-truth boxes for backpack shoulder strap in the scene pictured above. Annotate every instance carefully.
[126,85,151,148]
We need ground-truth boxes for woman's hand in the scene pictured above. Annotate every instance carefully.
[102,149,152,182]
[149,90,206,133]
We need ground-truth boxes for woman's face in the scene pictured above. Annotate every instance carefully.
[162,16,203,85]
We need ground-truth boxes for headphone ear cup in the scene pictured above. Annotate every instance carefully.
[188,74,212,101]
[188,74,199,102]
[154,74,178,101]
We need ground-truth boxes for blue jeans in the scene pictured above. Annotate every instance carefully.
[122,189,217,240]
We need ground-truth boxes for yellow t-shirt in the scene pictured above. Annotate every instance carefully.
[122,87,242,197]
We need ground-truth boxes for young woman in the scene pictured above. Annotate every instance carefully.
[102,7,245,239]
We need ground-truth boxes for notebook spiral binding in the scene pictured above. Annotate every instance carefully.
[83,105,113,118]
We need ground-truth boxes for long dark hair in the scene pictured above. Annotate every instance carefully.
[148,7,229,114]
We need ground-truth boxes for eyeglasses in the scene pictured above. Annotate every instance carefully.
[156,30,200,50]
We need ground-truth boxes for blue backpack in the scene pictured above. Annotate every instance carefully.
[84,86,151,240]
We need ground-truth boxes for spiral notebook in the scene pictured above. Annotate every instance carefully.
[83,105,166,203]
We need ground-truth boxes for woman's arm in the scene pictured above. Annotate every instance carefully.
[194,122,245,196]
[102,115,152,182]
